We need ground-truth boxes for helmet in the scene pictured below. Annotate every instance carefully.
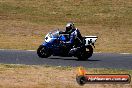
[65,22,75,33]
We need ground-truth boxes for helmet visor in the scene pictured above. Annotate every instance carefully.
[66,26,71,32]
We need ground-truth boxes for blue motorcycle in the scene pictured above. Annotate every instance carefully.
[37,30,98,60]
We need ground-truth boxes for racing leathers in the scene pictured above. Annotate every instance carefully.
[64,28,83,48]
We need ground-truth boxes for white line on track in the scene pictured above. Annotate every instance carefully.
[26,50,36,51]
[93,52,102,53]
[0,49,36,51]
[119,53,131,55]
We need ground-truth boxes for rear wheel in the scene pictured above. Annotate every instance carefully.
[77,45,93,61]
[37,45,51,58]
[86,45,93,58]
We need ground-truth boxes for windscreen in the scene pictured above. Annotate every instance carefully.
[51,31,59,38]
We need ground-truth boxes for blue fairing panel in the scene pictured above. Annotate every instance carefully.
[42,42,47,46]
[60,35,66,42]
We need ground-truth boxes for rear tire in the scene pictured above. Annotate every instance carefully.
[77,51,88,61]
[77,45,93,61]
[37,45,51,58]
[86,45,93,58]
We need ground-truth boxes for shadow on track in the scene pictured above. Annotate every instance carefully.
[48,57,100,61]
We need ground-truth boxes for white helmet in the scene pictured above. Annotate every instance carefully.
[65,22,75,33]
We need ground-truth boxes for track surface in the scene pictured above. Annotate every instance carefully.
[0,50,132,69]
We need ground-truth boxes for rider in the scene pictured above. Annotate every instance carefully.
[62,22,83,48]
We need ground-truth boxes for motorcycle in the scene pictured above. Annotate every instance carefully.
[37,30,98,60]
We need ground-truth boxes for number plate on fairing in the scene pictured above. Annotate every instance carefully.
[84,36,98,46]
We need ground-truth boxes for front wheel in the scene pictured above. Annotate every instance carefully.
[37,45,51,58]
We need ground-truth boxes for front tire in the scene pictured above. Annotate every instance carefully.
[37,45,51,58]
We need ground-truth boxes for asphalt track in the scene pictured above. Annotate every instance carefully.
[0,50,132,70]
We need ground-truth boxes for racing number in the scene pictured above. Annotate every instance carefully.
[85,38,92,45]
